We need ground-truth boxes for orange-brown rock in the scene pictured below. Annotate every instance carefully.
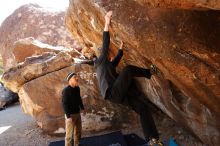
[1,52,73,93]
[0,4,80,70]
[136,0,220,10]
[1,42,138,134]
[18,64,138,134]
[65,0,220,145]
[12,37,69,63]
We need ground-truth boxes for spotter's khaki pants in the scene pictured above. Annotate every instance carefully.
[65,113,82,146]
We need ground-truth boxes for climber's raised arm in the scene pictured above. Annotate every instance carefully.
[78,59,95,66]
[99,11,112,61]
[112,41,124,67]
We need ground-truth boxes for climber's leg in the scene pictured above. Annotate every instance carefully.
[127,93,159,142]
[106,65,152,103]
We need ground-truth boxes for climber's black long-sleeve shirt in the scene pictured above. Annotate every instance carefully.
[81,31,123,98]
[62,85,84,118]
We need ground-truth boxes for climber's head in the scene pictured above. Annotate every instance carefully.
[92,47,111,61]
[96,47,102,57]
[90,47,99,61]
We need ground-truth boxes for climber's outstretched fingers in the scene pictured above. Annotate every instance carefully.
[104,10,112,31]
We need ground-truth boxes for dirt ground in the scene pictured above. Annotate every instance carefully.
[0,103,62,146]
[0,103,206,146]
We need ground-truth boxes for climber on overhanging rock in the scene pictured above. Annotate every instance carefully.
[83,11,163,146]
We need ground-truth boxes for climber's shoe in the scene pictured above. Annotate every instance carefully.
[150,64,165,78]
[150,64,159,75]
[148,138,164,146]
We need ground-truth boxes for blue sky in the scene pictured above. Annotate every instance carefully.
[0,0,69,25]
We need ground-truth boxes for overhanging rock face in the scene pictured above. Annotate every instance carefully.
[65,0,220,145]
[136,0,220,10]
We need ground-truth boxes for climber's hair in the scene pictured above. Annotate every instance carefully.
[95,47,102,58]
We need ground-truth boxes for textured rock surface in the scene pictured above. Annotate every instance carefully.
[12,37,69,63]
[0,4,80,70]
[2,52,73,93]
[1,43,138,134]
[18,65,138,134]
[65,0,220,145]
[136,0,220,10]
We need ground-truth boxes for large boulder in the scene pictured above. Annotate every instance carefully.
[2,51,72,93]
[0,4,80,70]
[1,38,81,93]
[65,0,220,145]
[12,37,70,63]
[18,64,138,134]
[1,44,138,134]
[136,0,220,10]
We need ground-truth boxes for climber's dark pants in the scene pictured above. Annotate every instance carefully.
[106,65,151,103]
[126,90,159,142]
[106,65,159,141]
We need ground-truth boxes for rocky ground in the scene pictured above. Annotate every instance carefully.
[0,103,62,146]
[0,102,206,146]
